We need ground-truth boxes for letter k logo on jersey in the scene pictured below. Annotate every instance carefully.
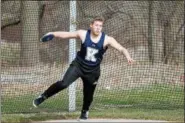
[85,47,98,62]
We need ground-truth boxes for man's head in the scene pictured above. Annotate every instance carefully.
[90,16,105,36]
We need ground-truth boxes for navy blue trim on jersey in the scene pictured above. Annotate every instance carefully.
[76,29,107,67]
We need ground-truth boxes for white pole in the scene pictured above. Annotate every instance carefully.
[68,0,77,112]
[0,0,1,120]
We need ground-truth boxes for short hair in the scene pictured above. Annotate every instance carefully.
[91,16,105,24]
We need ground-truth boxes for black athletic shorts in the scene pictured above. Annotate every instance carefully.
[71,58,100,84]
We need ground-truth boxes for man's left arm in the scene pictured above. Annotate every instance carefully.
[107,36,134,64]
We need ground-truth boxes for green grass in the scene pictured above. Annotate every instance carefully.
[2,84,184,123]
[95,84,183,109]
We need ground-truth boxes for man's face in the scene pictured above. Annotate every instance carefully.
[90,21,103,36]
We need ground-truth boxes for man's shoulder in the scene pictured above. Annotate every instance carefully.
[104,34,113,41]
[77,29,87,33]
[104,35,116,46]
[77,29,88,36]
[77,29,88,41]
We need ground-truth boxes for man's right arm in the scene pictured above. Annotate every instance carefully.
[47,30,85,40]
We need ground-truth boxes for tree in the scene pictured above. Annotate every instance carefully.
[20,1,40,66]
[158,1,184,64]
[148,1,154,64]
[148,1,164,64]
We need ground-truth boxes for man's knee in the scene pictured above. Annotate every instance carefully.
[56,80,69,89]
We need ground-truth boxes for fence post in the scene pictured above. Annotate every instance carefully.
[68,0,77,112]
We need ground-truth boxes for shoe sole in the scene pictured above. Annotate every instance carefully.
[33,100,38,108]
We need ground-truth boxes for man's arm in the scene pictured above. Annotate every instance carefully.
[107,36,134,64]
[46,30,85,39]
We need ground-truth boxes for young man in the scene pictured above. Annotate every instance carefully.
[33,16,134,120]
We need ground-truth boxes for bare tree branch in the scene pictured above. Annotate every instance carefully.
[1,13,20,29]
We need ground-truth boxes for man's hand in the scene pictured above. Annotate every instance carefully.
[126,57,135,65]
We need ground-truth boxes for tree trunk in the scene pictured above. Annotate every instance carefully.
[163,2,184,64]
[20,1,40,66]
[148,1,163,64]
[148,1,153,64]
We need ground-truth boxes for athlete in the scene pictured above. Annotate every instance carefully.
[33,16,134,120]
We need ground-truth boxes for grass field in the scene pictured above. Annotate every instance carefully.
[1,84,184,123]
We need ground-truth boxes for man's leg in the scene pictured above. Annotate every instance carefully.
[33,63,80,107]
[80,78,97,119]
